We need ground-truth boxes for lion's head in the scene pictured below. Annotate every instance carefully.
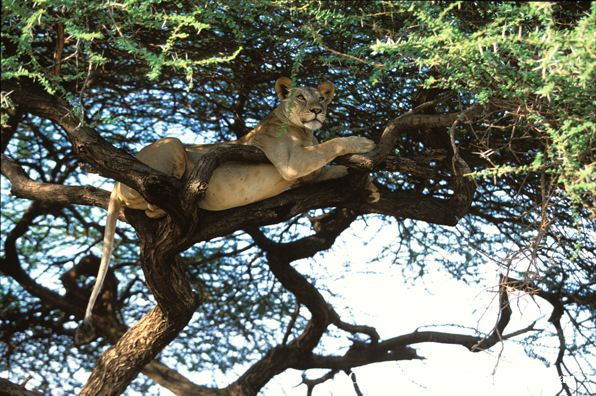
[275,77,335,130]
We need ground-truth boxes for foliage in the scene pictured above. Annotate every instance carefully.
[1,1,594,396]
[370,2,596,214]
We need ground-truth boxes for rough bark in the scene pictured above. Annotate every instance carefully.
[78,209,198,396]
[78,304,196,396]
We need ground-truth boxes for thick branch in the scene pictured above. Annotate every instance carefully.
[79,304,193,396]
[472,275,512,352]
[79,210,199,395]
[296,321,538,372]
[63,259,216,395]
[177,163,474,255]
[5,79,476,236]
[246,208,358,262]
[230,248,331,394]
[141,361,221,396]
[378,151,447,179]
[0,378,45,396]
[2,154,111,209]
[294,342,422,371]
[230,217,356,393]
[135,217,198,317]
[74,208,198,393]
[72,181,199,395]
[229,213,381,393]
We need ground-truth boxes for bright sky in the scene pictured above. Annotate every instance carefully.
[263,269,561,396]
[134,217,569,396]
[260,218,565,396]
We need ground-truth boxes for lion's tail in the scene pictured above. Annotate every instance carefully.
[75,186,122,344]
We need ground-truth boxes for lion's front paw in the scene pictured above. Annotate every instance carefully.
[342,136,376,154]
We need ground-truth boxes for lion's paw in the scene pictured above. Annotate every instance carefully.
[342,136,376,154]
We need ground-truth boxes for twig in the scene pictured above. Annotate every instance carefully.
[346,370,364,396]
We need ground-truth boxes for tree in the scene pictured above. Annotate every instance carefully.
[1,1,594,395]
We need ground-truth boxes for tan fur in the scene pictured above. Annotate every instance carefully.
[76,78,379,342]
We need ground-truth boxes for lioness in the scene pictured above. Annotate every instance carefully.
[75,77,379,343]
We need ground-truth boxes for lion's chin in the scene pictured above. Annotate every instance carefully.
[303,120,323,130]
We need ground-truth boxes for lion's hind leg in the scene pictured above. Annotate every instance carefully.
[121,137,193,218]
[136,137,192,179]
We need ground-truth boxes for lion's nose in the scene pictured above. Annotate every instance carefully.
[310,108,322,115]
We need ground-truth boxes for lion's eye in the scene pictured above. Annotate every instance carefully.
[319,97,324,101]
[297,95,305,100]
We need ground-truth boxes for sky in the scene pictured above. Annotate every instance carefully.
[129,217,572,396]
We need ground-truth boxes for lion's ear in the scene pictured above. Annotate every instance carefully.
[275,77,293,100]
[318,82,335,104]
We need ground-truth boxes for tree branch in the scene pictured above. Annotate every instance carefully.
[181,144,269,217]
[228,246,331,393]
[472,274,512,352]
[378,150,447,179]
[1,154,111,209]
[328,307,381,344]
[0,378,45,396]
[3,79,481,396]
[229,218,361,393]
[1,105,22,154]
[76,209,201,395]
[340,101,493,170]
[301,370,340,396]
[4,78,477,239]
[78,303,194,396]
[3,79,187,221]
[140,361,223,396]
[295,318,539,373]
[293,341,422,371]
[501,276,572,396]
[346,370,364,396]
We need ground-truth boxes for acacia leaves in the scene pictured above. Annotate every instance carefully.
[370,2,595,217]
[1,0,240,96]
